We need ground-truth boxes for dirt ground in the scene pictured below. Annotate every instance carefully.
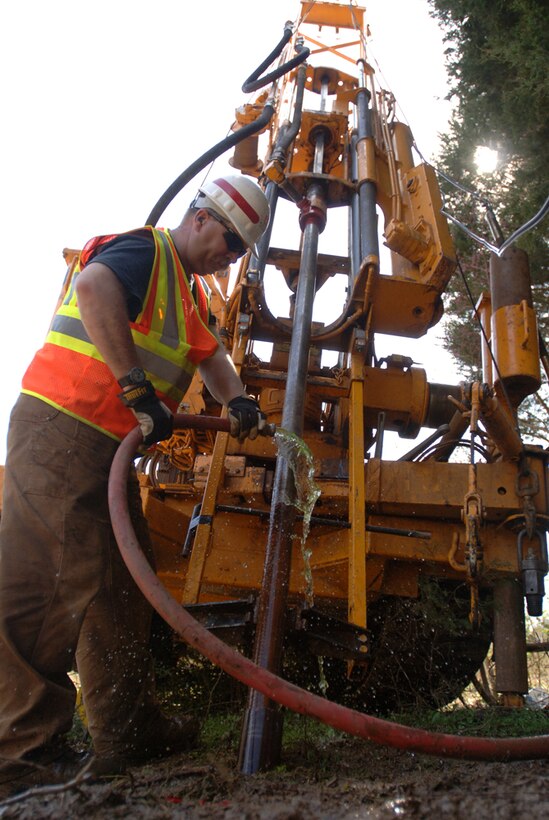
[1,729,548,819]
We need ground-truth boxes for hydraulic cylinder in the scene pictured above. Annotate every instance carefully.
[490,247,541,406]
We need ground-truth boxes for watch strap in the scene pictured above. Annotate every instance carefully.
[118,367,146,388]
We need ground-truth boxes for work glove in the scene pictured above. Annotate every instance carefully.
[119,380,173,446]
[227,395,266,441]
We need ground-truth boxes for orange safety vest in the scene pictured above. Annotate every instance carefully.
[22,227,219,440]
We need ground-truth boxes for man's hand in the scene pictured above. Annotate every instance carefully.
[119,381,173,446]
[228,395,266,441]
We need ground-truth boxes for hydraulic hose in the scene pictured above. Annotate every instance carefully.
[268,61,307,160]
[242,24,309,94]
[145,103,274,227]
[145,25,309,227]
[108,423,549,762]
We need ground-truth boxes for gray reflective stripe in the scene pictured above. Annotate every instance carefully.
[136,347,193,393]
[157,231,180,349]
[50,315,91,343]
[63,276,78,306]
[50,314,192,393]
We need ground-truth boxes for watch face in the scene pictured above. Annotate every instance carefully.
[129,367,146,384]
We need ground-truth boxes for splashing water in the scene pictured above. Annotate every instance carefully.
[274,428,321,607]
[317,655,329,697]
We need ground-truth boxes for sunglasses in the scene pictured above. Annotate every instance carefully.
[207,210,247,258]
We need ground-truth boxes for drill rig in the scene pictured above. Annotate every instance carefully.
[137,0,548,758]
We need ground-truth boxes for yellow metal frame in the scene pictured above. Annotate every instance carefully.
[135,1,549,684]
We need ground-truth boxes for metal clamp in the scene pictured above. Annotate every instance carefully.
[515,465,540,498]
[463,490,483,580]
[516,462,540,539]
[182,504,213,557]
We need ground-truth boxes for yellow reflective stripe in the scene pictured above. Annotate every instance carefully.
[50,314,91,342]
[47,315,104,360]
[48,314,195,394]
[130,229,189,347]
[135,346,195,388]
[162,229,202,342]
[144,232,167,335]
[197,275,212,310]
[193,275,212,328]
[157,231,181,347]
[63,275,79,307]
[46,330,104,361]
[43,227,214,411]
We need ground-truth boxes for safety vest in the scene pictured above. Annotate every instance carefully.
[22,227,219,440]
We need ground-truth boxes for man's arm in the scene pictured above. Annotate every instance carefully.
[199,345,265,440]
[198,343,246,405]
[74,261,140,380]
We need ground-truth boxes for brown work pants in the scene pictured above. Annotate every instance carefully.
[0,394,161,760]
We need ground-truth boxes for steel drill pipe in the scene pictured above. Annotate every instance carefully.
[240,181,326,773]
[108,424,549,762]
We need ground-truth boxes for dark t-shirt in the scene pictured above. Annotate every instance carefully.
[90,231,214,326]
[90,231,156,321]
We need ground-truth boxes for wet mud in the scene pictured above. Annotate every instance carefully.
[2,734,548,819]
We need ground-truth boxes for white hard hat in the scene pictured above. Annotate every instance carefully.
[193,175,270,256]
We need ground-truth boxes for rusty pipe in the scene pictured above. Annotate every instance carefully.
[428,409,470,462]
[477,387,523,461]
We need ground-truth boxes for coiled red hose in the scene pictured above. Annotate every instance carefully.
[108,424,549,762]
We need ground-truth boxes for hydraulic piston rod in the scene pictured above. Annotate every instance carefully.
[355,64,379,262]
[239,181,326,774]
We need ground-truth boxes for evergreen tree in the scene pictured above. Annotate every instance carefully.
[428,0,548,442]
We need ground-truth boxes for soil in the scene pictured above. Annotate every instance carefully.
[1,731,548,819]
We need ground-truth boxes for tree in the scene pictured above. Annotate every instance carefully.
[427,0,549,442]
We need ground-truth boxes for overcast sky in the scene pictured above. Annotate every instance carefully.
[0,0,456,462]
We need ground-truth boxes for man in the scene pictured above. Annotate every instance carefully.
[0,175,270,793]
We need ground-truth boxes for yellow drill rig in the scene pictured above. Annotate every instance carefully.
[9,0,542,772]
[140,0,547,731]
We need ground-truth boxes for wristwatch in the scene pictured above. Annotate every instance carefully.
[118,367,147,389]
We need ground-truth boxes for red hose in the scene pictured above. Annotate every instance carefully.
[108,425,549,762]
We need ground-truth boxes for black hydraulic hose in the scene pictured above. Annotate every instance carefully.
[145,25,309,227]
[108,425,549,762]
[242,25,309,94]
[243,24,292,90]
[145,103,274,226]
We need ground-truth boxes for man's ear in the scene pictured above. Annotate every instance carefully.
[195,208,208,226]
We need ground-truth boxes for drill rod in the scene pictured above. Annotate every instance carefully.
[239,182,325,774]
